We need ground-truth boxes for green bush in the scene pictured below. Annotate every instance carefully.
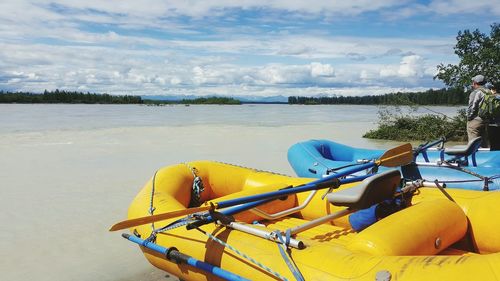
[364,109,467,142]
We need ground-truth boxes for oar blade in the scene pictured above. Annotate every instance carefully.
[378,143,413,167]
[109,205,211,232]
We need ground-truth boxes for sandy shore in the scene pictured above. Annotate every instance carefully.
[0,123,398,281]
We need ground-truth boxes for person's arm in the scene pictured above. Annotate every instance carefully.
[467,90,477,120]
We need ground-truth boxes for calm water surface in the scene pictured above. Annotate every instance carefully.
[0,104,462,133]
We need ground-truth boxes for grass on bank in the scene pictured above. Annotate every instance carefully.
[363,107,467,142]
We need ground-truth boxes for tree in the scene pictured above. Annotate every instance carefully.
[435,23,500,89]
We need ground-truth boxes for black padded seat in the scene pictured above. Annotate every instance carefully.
[444,137,482,156]
[327,169,401,209]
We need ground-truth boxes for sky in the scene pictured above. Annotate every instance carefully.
[0,1,499,97]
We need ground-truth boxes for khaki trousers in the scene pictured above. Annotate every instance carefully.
[467,118,489,148]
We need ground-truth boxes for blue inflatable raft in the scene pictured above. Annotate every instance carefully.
[288,139,500,191]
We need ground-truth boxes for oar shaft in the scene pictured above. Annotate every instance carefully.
[222,175,369,217]
[122,233,249,281]
[217,161,375,209]
[426,138,445,149]
[416,138,445,154]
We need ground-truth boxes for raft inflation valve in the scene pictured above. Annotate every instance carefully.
[375,270,392,281]
[435,237,442,249]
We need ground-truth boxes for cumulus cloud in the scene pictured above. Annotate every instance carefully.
[379,55,426,79]
[0,36,445,95]
[398,55,425,77]
[0,0,479,96]
[310,62,335,78]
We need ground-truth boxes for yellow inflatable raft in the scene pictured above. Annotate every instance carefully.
[123,161,500,281]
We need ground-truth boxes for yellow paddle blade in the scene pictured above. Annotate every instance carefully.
[109,205,212,232]
[376,143,413,167]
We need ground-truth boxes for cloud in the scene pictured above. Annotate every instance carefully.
[398,55,425,77]
[383,0,500,19]
[277,45,313,56]
[0,37,445,95]
[27,1,408,19]
[428,0,500,16]
[188,62,336,87]
[382,48,404,56]
[347,53,367,61]
[310,62,335,77]
[377,55,432,86]
[1,0,487,97]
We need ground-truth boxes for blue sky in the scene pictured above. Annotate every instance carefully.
[0,0,498,97]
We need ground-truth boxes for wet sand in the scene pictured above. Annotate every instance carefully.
[0,120,400,280]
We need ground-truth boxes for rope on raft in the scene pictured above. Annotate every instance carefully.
[194,227,291,281]
[274,230,305,281]
[148,170,159,236]
[145,164,206,242]
[145,219,191,243]
[431,162,500,191]
[184,162,205,207]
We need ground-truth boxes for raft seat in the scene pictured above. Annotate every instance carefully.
[444,137,482,156]
[276,171,402,238]
[442,136,482,166]
[327,169,401,209]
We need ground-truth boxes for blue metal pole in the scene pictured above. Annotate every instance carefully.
[421,138,444,150]
[415,137,446,159]
[122,233,250,281]
[220,174,370,216]
[217,161,375,209]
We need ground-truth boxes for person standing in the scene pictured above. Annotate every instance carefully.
[466,75,490,148]
[486,83,500,150]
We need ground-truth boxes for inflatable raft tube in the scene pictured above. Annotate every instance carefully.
[288,139,500,190]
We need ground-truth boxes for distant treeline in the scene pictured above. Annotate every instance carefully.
[182,97,240,104]
[143,96,241,105]
[288,88,468,105]
[0,90,143,104]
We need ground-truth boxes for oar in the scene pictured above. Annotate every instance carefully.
[110,143,412,231]
[122,233,249,281]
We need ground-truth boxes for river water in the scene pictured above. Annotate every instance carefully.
[0,104,461,281]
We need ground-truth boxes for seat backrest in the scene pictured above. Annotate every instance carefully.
[327,169,401,209]
[444,136,482,156]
